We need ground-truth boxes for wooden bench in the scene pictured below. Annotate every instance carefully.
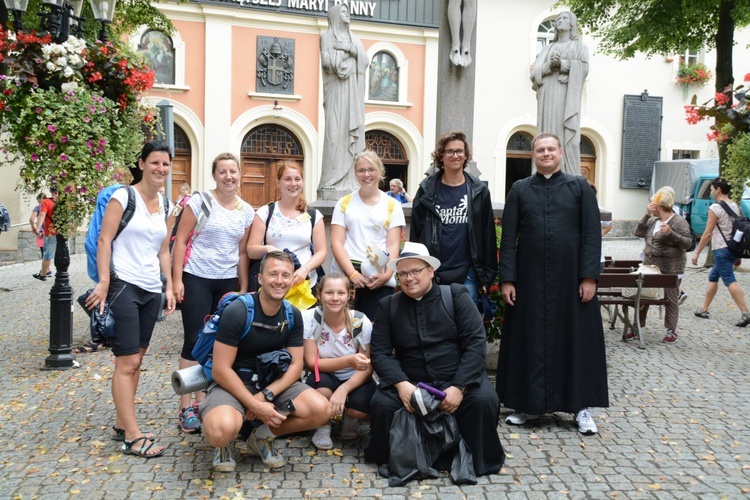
[597,272,679,349]
[610,259,642,269]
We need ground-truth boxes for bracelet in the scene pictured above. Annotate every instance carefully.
[349,271,359,280]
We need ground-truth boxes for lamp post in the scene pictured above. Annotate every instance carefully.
[2,0,117,370]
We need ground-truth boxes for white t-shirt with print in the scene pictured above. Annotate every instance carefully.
[330,190,405,273]
[302,308,372,380]
[255,204,324,285]
[184,192,255,279]
[110,187,166,293]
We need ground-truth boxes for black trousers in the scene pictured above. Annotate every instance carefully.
[364,373,505,476]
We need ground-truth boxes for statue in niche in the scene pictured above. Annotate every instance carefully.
[318,3,369,199]
[447,0,477,66]
[531,11,589,175]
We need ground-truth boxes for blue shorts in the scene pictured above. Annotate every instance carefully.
[42,235,57,260]
[709,247,738,286]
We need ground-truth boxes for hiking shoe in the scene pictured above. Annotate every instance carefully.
[178,405,201,433]
[694,308,709,319]
[311,425,333,450]
[504,412,539,425]
[663,330,678,343]
[736,312,750,327]
[576,408,598,435]
[340,415,359,440]
[33,273,46,281]
[678,291,687,305]
[212,444,236,472]
[247,428,285,468]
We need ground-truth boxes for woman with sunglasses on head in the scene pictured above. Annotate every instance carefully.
[302,273,375,449]
[410,130,497,308]
[330,151,405,320]
[171,153,254,434]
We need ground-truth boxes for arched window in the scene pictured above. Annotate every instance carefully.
[505,131,534,197]
[241,125,302,156]
[366,130,408,190]
[368,51,399,102]
[138,30,175,85]
[536,19,555,54]
[507,131,534,153]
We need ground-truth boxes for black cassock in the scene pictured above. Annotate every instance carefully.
[496,171,609,414]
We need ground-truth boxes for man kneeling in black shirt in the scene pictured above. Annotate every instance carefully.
[200,251,331,471]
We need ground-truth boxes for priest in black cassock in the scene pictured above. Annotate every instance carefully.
[496,132,609,435]
[365,242,504,477]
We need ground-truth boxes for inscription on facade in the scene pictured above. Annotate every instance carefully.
[256,37,295,94]
[621,92,663,189]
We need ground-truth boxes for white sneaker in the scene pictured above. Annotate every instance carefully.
[340,415,359,440]
[247,428,286,468]
[576,408,598,435]
[212,444,236,472]
[504,412,538,425]
[311,425,333,450]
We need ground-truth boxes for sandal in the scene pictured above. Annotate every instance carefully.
[122,436,165,458]
[112,426,155,442]
[75,342,106,354]
[694,309,710,319]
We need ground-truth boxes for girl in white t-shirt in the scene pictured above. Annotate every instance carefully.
[330,151,405,320]
[302,273,375,450]
[85,141,177,459]
[247,160,327,291]
[171,153,254,433]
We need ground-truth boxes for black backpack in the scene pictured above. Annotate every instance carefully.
[717,201,750,258]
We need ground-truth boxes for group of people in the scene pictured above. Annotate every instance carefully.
[78,130,617,480]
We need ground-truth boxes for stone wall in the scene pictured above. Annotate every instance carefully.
[0,230,84,265]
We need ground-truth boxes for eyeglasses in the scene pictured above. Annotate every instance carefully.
[355,168,377,175]
[443,149,465,157]
[396,265,430,280]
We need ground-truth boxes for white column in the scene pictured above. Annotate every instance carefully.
[420,32,439,190]
[203,18,233,189]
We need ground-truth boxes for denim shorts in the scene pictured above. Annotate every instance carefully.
[42,235,57,260]
[709,247,738,286]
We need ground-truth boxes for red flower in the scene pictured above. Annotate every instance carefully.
[715,93,730,106]
[745,73,750,82]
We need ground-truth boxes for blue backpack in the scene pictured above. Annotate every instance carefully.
[0,203,10,233]
[192,292,295,384]
[85,185,168,282]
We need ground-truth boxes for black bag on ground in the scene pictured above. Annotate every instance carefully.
[718,201,750,258]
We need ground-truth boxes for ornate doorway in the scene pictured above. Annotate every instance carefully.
[505,131,533,197]
[240,125,304,208]
[171,124,191,200]
[365,130,408,191]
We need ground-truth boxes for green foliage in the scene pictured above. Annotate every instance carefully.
[485,222,505,343]
[561,0,750,59]
[725,132,750,203]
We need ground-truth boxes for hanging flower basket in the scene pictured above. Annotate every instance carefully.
[676,61,712,87]
[0,29,157,237]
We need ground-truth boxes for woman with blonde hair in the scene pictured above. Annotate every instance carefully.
[330,151,405,320]
[172,152,254,433]
[633,186,692,343]
[302,272,375,449]
[247,160,327,294]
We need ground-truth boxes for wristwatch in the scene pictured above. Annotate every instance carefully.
[261,388,274,402]
[454,385,467,395]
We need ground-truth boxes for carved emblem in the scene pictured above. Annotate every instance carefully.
[257,37,295,93]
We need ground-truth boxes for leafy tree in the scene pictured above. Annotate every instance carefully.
[564,0,750,167]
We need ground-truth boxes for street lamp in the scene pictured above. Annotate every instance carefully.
[88,0,117,42]
[3,0,29,32]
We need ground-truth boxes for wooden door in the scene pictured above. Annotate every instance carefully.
[580,157,595,185]
[241,158,277,208]
[171,153,190,199]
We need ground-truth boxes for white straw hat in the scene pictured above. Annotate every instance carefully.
[386,242,441,272]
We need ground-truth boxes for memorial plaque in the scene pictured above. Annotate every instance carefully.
[621,92,663,189]
[256,36,295,95]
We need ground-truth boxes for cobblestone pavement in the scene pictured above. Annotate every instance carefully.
[1,239,749,499]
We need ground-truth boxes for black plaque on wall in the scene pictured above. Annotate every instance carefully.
[256,36,295,95]
[621,92,663,189]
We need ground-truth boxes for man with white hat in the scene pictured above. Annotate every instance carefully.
[364,242,504,477]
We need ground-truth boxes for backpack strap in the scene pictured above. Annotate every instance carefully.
[192,191,213,234]
[384,197,396,229]
[717,201,737,246]
[340,193,353,213]
[439,285,455,324]
[161,193,169,223]
[350,310,366,351]
[115,186,137,239]
[236,294,256,341]
[262,202,275,245]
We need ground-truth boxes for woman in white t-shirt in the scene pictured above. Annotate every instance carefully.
[247,160,327,292]
[85,141,176,458]
[302,273,375,450]
[330,151,405,320]
[171,153,254,433]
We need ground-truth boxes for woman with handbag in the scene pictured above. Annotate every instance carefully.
[634,186,693,343]
[247,160,327,298]
[171,152,254,433]
[330,150,405,320]
[85,141,176,458]
[302,273,375,449]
